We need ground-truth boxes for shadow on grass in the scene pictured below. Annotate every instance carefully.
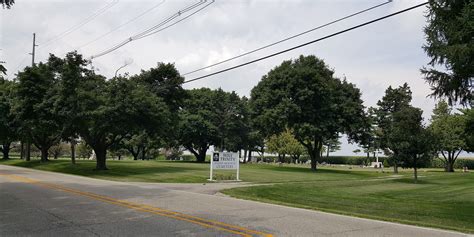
[255,164,377,177]
[0,159,203,178]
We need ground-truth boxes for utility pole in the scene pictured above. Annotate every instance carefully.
[24,33,37,161]
[30,33,37,66]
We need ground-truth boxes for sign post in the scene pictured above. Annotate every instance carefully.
[208,151,240,181]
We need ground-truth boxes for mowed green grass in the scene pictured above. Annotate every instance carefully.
[0,158,385,183]
[223,172,474,233]
[1,158,473,233]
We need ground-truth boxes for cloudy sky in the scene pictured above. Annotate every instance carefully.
[1,0,448,155]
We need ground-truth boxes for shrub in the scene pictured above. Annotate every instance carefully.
[431,158,474,170]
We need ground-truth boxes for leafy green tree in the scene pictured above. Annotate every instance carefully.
[0,0,14,9]
[375,83,412,173]
[120,131,163,160]
[54,51,93,164]
[266,133,288,163]
[178,88,246,162]
[49,142,69,159]
[267,129,305,163]
[429,100,468,172]
[0,78,18,159]
[15,59,62,162]
[0,64,6,75]
[77,141,92,159]
[132,63,186,112]
[214,90,247,152]
[422,0,473,105]
[239,97,265,163]
[250,55,366,171]
[388,106,435,183]
[76,76,170,170]
[464,108,474,152]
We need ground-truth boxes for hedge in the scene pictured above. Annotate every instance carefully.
[258,155,474,169]
[431,158,474,169]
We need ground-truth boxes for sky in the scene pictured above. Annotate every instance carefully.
[1,0,465,156]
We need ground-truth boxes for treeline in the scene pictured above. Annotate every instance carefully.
[1,53,473,179]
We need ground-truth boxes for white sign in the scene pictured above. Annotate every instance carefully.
[209,151,240,181]
[212,152,238,169]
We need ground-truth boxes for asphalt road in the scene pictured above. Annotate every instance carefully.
[0,165,470,237]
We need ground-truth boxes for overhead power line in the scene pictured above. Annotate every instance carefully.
[77,0,166,49]
[89,0,214,60]
[182,2,429,85]
[182,0,393,76]
[40,0,119,48]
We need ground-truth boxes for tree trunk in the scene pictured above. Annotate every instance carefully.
[1,143,10,160]
[413,155,418,183]
[94,145,108,170]
[326,145,329,158]
[25,141,31,161]
[446,152,455,172]
[414,166,418,183]
[20,141,24,159]
[40,147,49,162]
[71,142,76,165]
[309,145,321,171]
[243,149,247,163]
[393,163,398,174]
[248,150,252,163]
[141,147,147,160]
[310,154,317,171]
[196,149,206,163]
[128,147,140,160]
[446,160,455,172]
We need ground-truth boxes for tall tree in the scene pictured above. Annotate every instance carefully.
[422,0,473,105]
[15,59,62,162]
[239,96,264,163]
[375,83,413,173]
[178,88,246,162]
[55,52,92,164]
[464,108,474,152]
[132,63,186,148]
[267,129,305,163]
[388,106,435,183]
[0,78,18,160]
[429,100,467,172]
[76,76,170,170]
[0,0,14,9]
[358,107,381,160]
[250,55,366,171]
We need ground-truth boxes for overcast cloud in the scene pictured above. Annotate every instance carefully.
[2,0,454,156]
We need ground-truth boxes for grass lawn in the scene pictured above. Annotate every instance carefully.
[0,157,387,183]
[1,157,473,233]
[223,172,474,233]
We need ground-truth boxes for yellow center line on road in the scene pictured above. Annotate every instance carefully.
[0,174,273,237]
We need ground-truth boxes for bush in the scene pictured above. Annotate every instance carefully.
[261,155,388,165]
[431,158,474,170]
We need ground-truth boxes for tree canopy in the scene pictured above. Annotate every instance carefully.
[250,55,366,171]
[75,75,170,170]
[430,100,468,171]
[374,83,413,173]
[0,78,18,159]
[178,88,246,162]
[0,0,14,9]
[14,58,63,162]
[422,0,474,105]
[388,106,435,182]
